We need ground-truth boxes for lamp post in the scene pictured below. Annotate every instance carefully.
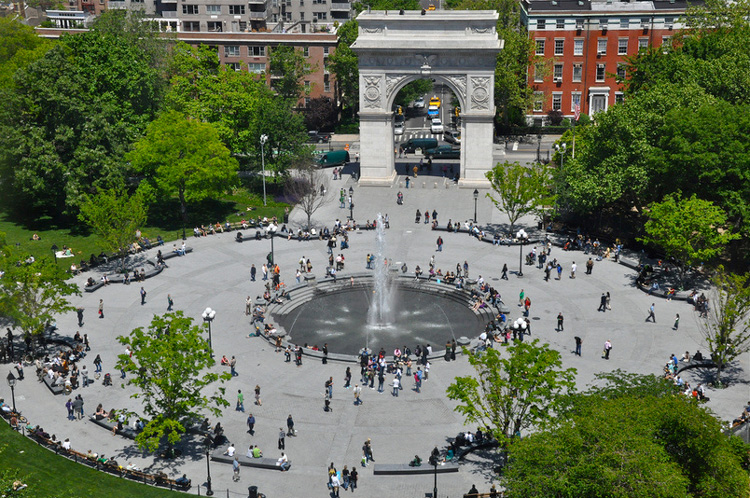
[555,142,567,168]
[429,454,439,498]
[50,244,58,264]
[181,205,187,241]
[348,186,354,221]
[473,188,479,223]
[7,371,16,413]
[204,437,214,496]
[536,133,543,163]
[201,308,216,358]
[268,230,275,266]
[517,229,527,277]
[260,134,268,207]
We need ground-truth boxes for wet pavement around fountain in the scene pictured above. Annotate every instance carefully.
[5,174,749,498]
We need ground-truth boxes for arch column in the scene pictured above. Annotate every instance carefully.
[359,111,396,185]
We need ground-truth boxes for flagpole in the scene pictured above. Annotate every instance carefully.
[572,122,576,159]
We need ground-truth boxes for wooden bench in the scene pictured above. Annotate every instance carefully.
[211,445,290,471]
[43,375,65,395]
[373,462,459,475]
[88,416,140,439]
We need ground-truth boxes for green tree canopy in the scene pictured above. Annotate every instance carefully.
[268,45,313,102]
[328,20,359,120]
[446,339,576,441]
[485,161,555,234]
[639,193,738,284]
[127,110,239,226]
[116,312,231,453]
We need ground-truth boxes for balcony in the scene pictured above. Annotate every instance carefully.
[330,0,350,10]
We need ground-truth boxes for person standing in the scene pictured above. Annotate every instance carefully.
[646,303,656,323]
[570,262,577,279]
[232,457,240,482]
[586,258,594,275]
[330,472,341,498]
[278,428,285,450]
[250,264,256,282]
[326,376,334,399]
[344,367,352,389]
[673,313,680,330]
[93,354,102,373]
[557,312,564,331]
[436,236,443,252]
[557,263,563,280]
[66,398,75,421]
[98,299,104,319]
[246,413,255,435]
[167,294,174,311]
[432,209,438,224]
[392,377,400,396]
[76,308,84,327]
[519,289,525,307]
[230,356,238,376]
[349,467,358,492]
[140,287,147,305]
[606,291,612,310]
[322,343,328,364]
[73,395,84,420]
[286,414,295,436]
[254,385,262,406]
[414,367,422,393]
[236,390,244,412]
[603,340,612,360]
[81,365,88,388]
[353,384,362,406]
[598,293,607,312]
[262,264,268,281]
[377,370,385,393]
[501,263,508,280]
[574,336,582,356]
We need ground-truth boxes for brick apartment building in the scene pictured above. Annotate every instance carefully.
[521,0,693,124]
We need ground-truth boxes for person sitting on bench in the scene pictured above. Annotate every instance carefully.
[409,455,422,467]
[175,474,190,486]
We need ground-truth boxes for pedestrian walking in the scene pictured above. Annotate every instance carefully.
[353,384,362,405]
[570,262,577,279]
[66,398,75,421]
[574,336,582,356]
[167,294,174,311]
[344,367,352,388]
[236,390,245,411]
[414,368,422,393]
[326,376,334,399]
[254,385,262,406]
[73,395,84,419]
[230,356,238,376]
[233,457,240,482]
[83,334,90,352]
[557,312,564,331]
[262,264,268,281]
[98,299,104,319]
[603,340,612,360]
[606,291,611,310]
[287,414,295,436]
[392,377,400,396]
[673,313,680,330]
[322,343,328,364]
[646,303,656,323]
[350,468,358,492]
[140,287,147,305]
[93,354,102,373]
[598,293,607,312]
[557,263,562,280]
[81,365,88,387]
[250,264,256,281]
[586,258,594,275]
[501,263,508,280]
[246,413,255,435]
[278,428,285,450]
[76,307,84,327]
[519,289,525,307]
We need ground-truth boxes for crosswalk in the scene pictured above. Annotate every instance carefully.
[394,130,440,143]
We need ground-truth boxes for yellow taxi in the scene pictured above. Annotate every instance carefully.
[429,96,441,107]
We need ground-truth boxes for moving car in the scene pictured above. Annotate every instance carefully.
[424,145,461,159]
[307,131,331,143]
[394,122,404,136]
[314,149,349,167]
[429,96,441,108]
[444,130,461,144]
[430,118,444,134]
[413,97,425,109]
[427,105,439,117]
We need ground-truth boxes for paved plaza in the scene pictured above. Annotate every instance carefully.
[4,175,749,497]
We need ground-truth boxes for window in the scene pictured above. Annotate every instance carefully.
[665,16,674,27]
[207,21,222,31]
[571,92,581,112]
[183,21,200,31]
[226,62,241,71]
[533,92,544,112]
[596,63,606,81]
[224,45,240,57]
[662,36,672,50]
[556,18,564,29]
[182,4,198,14]
[534,63,544,83]
[574,39,583,56]
[304,97,311,107]
[620,18,628,29]
[303,46,309,57]
[249,45,266,56]
[536,19,545,30]
[323,47,330,57]
[300,12,305,20]
[304,80,310,91]
[553,63,563,81]
[616,63,626,79]
[599,18,607,30]
[300,0,303,4]
[618,38,628,55]
[638,38,648,51]
[239,21,247,31]
[315,12,327,20]
[535,39,545,55]
[206,4,220,14]
[615,92,624,104]
[554,39,564,56]
[576,19,584,30]
[572,63,582,82]
[324,80,330,92]
[641,17,650,28]
[597,39,607,55]
[247,63,265,73]
[229,5,245,14]
[552,93,562,111]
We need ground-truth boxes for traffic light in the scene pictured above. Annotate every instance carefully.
[398,106,403,115]
[454,106,461,117]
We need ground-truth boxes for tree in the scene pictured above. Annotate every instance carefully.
[0,241,80,339]
[446,339,576,441]
[304,97,338,132]
[268,45,313,102]
[485,161,555,234]
[116,312,231,453]
[505,383,750,498]
[393,79,433,109]
[328,20,359,120]
[285,163,329,230]
[697,267,750,387]
[639,193,738,285]
[78,188,148,271]
[127,111,239,228]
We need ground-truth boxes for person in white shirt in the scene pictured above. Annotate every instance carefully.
[61,438,71,450]
[224,443,236,457]
[277,452,290,471]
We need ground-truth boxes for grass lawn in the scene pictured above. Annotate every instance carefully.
[0,422,184,497]
[1,187,289,272]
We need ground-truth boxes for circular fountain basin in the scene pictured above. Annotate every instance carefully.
[273,280,483,356]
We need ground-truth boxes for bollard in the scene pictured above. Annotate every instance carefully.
[434,182,438,189]
[422,182,426,188]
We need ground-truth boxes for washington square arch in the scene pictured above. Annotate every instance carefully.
[352,10,503,187]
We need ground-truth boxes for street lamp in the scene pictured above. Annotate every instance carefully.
[348,186,354,221]
[201,308,216,358]
[204,436,214,496]
[473,189,479,224]
[536,133,543,163]
[7,371,16,413]
[429,453,439,498]
[260,134,269,207]
[50,244,58,264]
[555,142,567,168]
[517,229,527,277]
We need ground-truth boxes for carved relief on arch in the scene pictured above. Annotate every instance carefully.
[442,75,467,101]
[385,75,409,103]
[363,75,383,109]
[470,76,491,111]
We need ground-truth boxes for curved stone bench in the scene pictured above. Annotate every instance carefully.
[373,462,459,475]
[88,416,140,440]
[211,445,290,471]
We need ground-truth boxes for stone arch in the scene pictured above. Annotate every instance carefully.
[352,10,503,187]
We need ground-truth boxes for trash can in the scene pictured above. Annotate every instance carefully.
[248,485,258,498]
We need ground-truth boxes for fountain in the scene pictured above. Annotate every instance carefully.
[366,213,395,329]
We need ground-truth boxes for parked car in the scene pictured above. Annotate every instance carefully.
[307,131,331,143]
[413,97,425,109]
[424,145,461,159]
[427,105,439,117]
[394,122,404,136]
[401,138,438,153]
[430,118,444,134]
[444,130,461,144]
